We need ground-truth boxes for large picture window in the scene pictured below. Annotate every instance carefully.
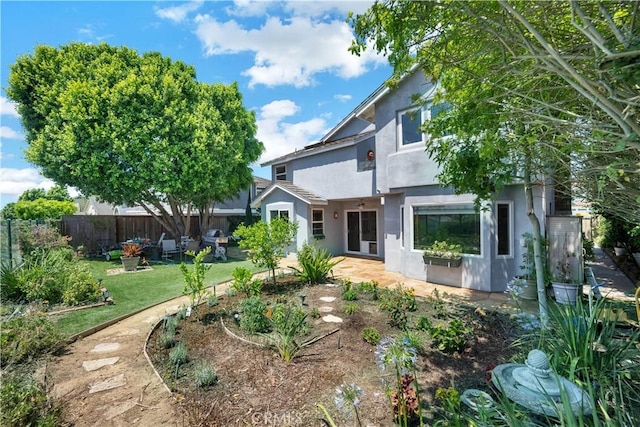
[413,204,481,255]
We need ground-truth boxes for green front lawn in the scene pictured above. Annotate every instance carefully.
[54,258,263,336]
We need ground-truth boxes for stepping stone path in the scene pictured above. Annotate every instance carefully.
[317,292,343,323]
[90,342,120,353]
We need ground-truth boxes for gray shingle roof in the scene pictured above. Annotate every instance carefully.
[251,180,328,207]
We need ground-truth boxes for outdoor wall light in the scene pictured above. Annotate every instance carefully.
[333,211,339,219]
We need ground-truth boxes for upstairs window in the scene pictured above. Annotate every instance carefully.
[269,210,289,220]
[275,165,286,181]
[398,101,451,147]
[399,109,422,145]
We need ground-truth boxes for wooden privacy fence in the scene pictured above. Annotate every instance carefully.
[60,215,228,254]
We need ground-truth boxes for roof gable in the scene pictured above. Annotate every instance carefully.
[251,181,328,207]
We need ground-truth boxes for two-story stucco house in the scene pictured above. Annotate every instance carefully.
[252,71,557,292]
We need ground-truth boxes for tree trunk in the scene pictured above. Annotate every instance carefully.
[523,151,549,327]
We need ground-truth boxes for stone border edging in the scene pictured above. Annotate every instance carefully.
[65,279,235,344]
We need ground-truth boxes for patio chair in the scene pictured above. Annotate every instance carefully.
[161,239,184,262]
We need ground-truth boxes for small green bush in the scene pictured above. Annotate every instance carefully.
[309,306,321,319]
[231,266,263,297]
[0,373,62,427]
[378,284,417,330]
[427,319,470,354]
[158,332,175,349]
[239,296,271,334]
[164,316,179,335]
[343,302,359,315]
[207,293,218,307]
[361,326,381,345]
[169,342,188,366]
[341,280,358,301]
[194,361,218,387]
[401,330,425,353]
[357,280,379,300]
[0,316,65,367]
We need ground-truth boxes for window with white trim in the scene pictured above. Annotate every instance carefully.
[312,209,324,238]
[275,165,286,181]
[496,202,512,256]
[269,210,289,220]
[413,204,481,254]
[397,102,451,147]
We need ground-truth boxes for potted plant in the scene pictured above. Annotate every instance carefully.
[121,243,142,271]
[551,249,580,305]
[423,240,463,267]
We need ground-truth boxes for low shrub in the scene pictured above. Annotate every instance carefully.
[158,332,175,349]
[0,373,63,427]
[343,302,358,315]
[341,280,358,301]
[378,284,417,330]
[194,361,218,387]
[169,342,188,366]
[427,319,470,354]
[361,326,381,345]
[0,316,66,368]
[231,267,263,297]
[239,296,271,334]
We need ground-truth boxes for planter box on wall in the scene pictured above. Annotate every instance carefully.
[423,255,462,268]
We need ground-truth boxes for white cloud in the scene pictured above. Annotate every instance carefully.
[283,1,375,18]
[194,15,386,88]
[0,126,22,140]
[155,0,204,23]
[0,96,19,117]
[334,94,352,103]
[0,168,55,198]
[227,1,374,19]
[255,100,328,163]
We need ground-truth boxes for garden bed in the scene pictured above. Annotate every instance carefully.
[146,276,517,426]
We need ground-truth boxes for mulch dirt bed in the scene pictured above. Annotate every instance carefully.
[146,277,517,426]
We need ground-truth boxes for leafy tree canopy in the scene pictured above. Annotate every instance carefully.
[349,0,640,224]
[7,43,263,238]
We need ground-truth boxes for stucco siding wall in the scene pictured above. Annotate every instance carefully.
[374,72,438,193]
[291,145,375,199]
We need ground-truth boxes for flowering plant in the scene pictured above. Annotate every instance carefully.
[505,277,527,300]
[121,243,143,258]
[423,240,462,259]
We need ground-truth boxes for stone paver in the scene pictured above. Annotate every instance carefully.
[82,357,120,372]
[319,296,336,302]
[318,306,333,313]
[89,373,126,394]
[90,343,120,353]
[322,314,343,323]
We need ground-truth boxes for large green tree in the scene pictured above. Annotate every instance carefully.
[7,43,263,238]
[350,0,639,323]
[4,186,76,220]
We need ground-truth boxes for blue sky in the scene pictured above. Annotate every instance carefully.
[0,0,390,208]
